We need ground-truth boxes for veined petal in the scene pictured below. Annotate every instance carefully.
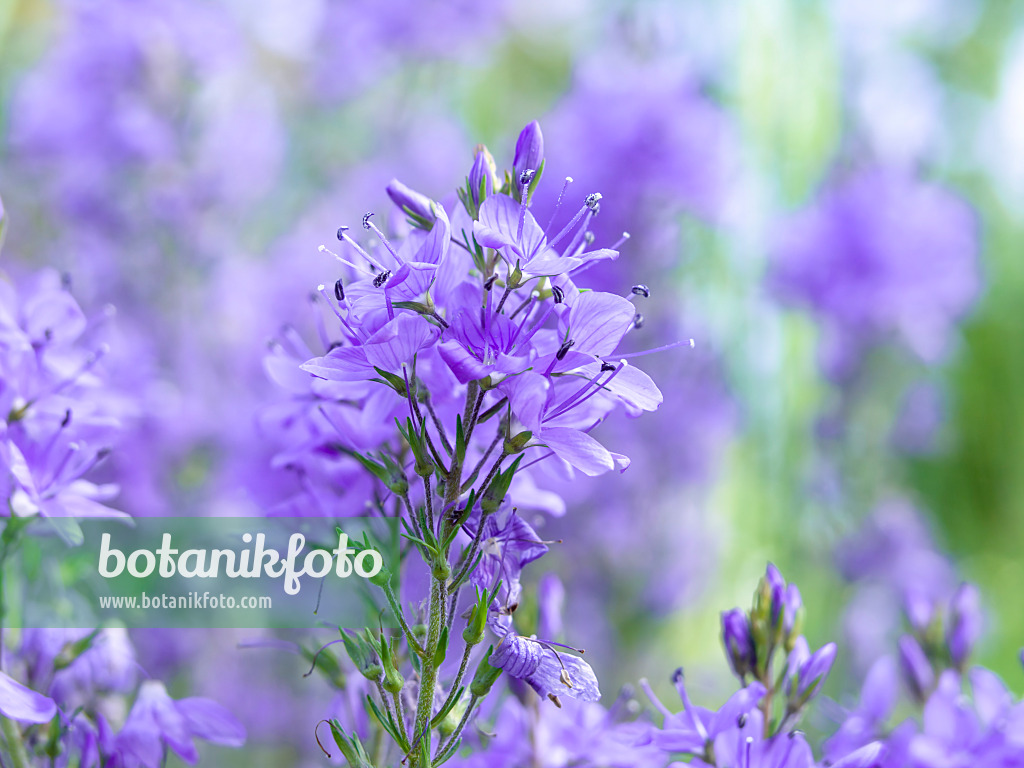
[438,340,494,384]
[363,313,439,373]
[475,194,546,259]
[565,292,636,356]
[540,427,615,477]
[301,347,373,382]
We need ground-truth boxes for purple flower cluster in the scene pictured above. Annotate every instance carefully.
[266,120,671,518]
[0,268,127,529]
[825,582,1024,768]
[279,121,686,766]
[643,565,880,768]
[769,169,980,381]
[0,260,245,766]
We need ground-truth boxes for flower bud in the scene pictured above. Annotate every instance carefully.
[469,145,499,206]
[513,121,544,187]
[947,583,982,669]
[470,646,504,697]
[342,631,383,682]
[721,609,756,680]
[463,592,489,647]
[785,637,836,706]
[386,179,436,227]
[898,634,934,703]
[379,635,404,694]
[783,584,803,651]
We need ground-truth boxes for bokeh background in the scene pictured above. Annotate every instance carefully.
[1,0,1021,763]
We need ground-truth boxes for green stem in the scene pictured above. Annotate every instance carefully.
[431,643,473,728]
[0,718,30,768]
[432,695,479,766]
[383,582,426,659]
[411,577,447,765]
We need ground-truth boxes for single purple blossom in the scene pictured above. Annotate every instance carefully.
[113,680,245,767]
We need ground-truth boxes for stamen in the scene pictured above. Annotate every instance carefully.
[548,200,592,249]
[551,285,564,304]
[555,339,574,360]
[546,176,574,230]
[548,360,626,420]
[585,192,602,211]
[614,339,695,359]
[336,229,387,273]
[611,231,631,250]
[515,303,557,347]
[315,285,359,340]
[334,279,345,302]
[631,284,650,298]
[319,244,376,277]
[373,270,392,288]
[362,213,405,266]
[563,209,595,258]
[632,313,644,330]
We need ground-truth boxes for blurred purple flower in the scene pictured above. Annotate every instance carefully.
[769,169,980,380]
[113,680,245,767]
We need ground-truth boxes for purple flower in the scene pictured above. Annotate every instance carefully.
[769,169,979,379]
[474,193,617,279]
[487,615,600,706]
[824,657,899,762]
[722,608,756,680]
[645,669,766,756]
[468,505,550,606]
[785,637,837,704]
[513,120,545,184]
[947,583,983,669]
[906,668,1024,766]
[113,680,245,767]
[898,634,935,703]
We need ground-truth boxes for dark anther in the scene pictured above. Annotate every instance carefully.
[601,362,616,373]
[336,226,349,241]
[548,693,563,708]
[328,341,344,351]
[585,192,602,211]
[556,339,575,361]
[334,279,345,301]
[738,713,748,729]
[671,668,685,685]
[519,169,536,188]
[631,284,651,298]
[373,270,391,288]
[362,213,374,230]
[484,274,498,291]
[61,409,72,428]
[633,312,645,329]
[551,285,565,304]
